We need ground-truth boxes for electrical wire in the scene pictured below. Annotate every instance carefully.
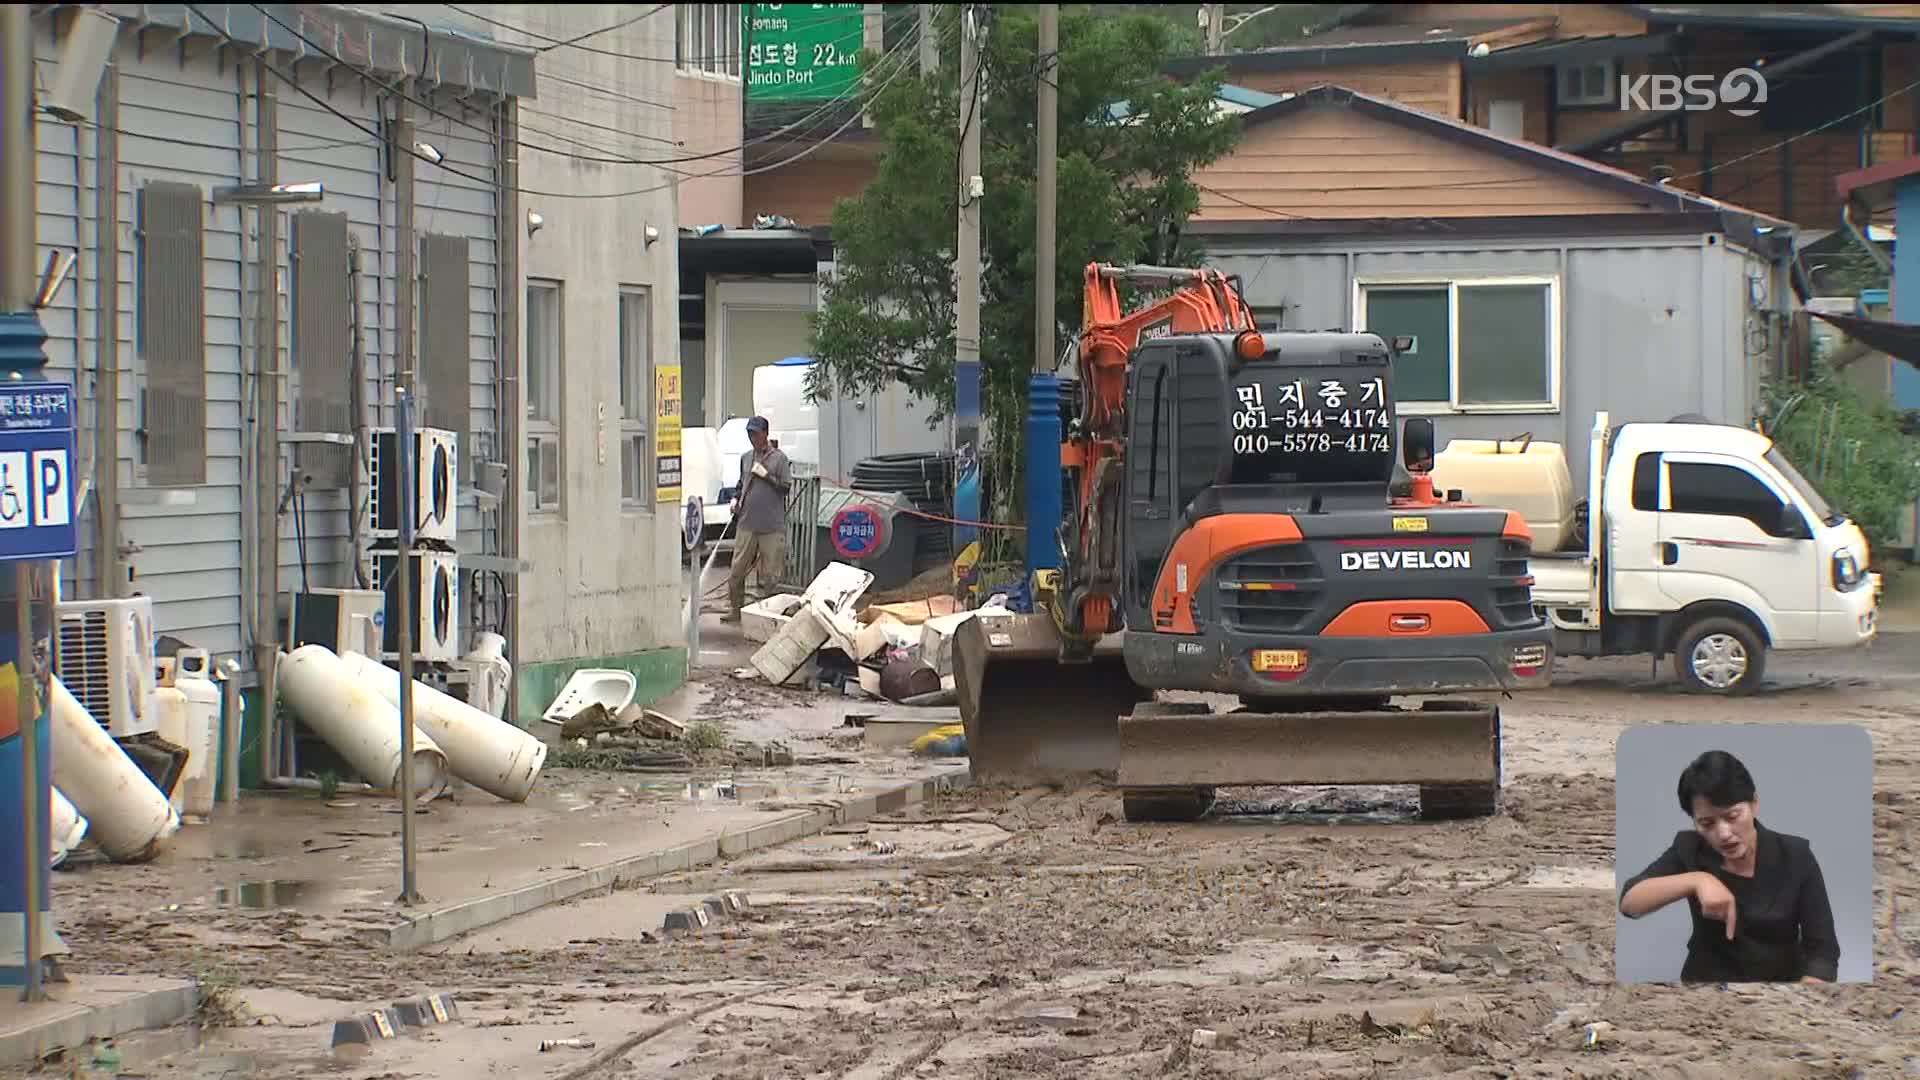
[444,3,882,66]
[253,3,919,175]
[180,2,915,201]
[533,4,670,54]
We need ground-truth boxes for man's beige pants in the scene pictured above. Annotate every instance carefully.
[728,529,787,619]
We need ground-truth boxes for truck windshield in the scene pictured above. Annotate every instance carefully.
[1764,446,1841,525]
[1226,367,1395,485]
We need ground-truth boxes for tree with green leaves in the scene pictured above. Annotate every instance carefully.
[1759,362,1920,564]
[808,6,1242,543]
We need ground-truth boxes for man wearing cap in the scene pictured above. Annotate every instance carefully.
[724,416,793,623]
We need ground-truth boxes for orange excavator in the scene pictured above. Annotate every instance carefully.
[952,263,1556,822]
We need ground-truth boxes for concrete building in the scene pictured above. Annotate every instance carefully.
[426,5,688,721]
[26,3,685,790]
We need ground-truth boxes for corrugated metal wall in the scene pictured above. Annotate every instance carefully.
[116,44,251,657]
[1205,229,1781,498]
[29,20,509,667]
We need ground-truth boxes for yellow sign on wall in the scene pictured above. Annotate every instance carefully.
[655,364,683,505]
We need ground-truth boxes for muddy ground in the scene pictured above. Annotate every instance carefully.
[19,640,1920,1079]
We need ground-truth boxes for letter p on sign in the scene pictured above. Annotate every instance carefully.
[32,449,70,527]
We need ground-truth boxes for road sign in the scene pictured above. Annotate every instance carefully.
[0,383,76,562]
[683,496,704,552]
[830,505,887,560]
[746,4,864,104]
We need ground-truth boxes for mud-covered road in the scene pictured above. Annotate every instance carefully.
[26,643,1920,1079]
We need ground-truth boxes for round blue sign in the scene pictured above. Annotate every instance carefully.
[830,506,887,559]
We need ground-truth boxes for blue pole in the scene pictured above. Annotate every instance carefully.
[1025,373,1063,580]
[0,314,59,1000]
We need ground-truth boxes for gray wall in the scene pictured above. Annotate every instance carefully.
[32,17,509,669]
[471,4,685,668]
[1204,227,1785,499]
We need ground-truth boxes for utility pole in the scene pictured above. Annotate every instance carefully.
[1026,5,1061,579]
[1,4,47,1004]
[390,89,423,907]
[1204,3,1225,54]
[953,4,982,549]
[917,4,937,76]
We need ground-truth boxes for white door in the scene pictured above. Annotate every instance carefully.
[1603,444,1668,612]
[708,278,816,426]
[1654,451,1821,644]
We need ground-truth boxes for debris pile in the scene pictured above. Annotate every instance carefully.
[553,701,801,771]
[732,563,1018,757]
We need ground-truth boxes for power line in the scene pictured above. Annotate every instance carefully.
[534,4,670,54]
[180,2,920,202]
[259,4,919,172]
[443,3,885,66]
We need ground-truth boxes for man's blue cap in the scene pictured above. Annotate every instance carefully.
[746,415,770,433]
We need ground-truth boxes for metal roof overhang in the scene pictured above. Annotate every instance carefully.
[1622,5,1920,34]
[1164,37,1468,77]
[679,228,833,277]
[1835,156,1920,215]
[1186,210,1775,246]
[51,3,539,98]
[1467,32,1677,71]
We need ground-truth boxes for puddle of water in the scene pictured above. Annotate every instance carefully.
[684,777,854,802]
[211,879,333,908]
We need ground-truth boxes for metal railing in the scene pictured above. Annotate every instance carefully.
[783,463,821,590]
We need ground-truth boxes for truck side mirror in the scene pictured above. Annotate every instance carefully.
[1402,417,1435,473]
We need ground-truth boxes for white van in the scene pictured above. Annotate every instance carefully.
[1435,412,1880,694]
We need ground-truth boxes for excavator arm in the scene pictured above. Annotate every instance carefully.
[1052,264,1261,653]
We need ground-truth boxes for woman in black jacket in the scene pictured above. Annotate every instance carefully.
[1618,749,1839,983]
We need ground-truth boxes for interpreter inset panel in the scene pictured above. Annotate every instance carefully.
[1614,723,1873,984]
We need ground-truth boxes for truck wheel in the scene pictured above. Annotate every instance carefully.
[1673,617,1766,695]
[1122,787,1217,823]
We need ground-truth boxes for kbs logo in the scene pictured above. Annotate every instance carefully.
[1620,68,1767,117]
[1340,549,1473,572]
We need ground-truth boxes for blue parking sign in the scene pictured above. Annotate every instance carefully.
[0,382,78,562]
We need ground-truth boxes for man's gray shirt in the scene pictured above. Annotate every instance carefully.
[736,447,791,534]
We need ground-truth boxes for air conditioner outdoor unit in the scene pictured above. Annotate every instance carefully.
[369,426,458,544]
[287,588,385,659]
[54,596,159,738]
[374,550,460,662]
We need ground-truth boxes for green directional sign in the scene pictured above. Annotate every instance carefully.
[746,4,865,103]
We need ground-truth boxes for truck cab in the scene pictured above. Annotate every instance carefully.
[1524,412,1878,693]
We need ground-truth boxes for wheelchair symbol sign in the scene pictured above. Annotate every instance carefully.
[0,449,69,530]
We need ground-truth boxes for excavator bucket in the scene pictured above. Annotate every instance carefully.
[1115,699,1504,821]
[952,609,1153,788]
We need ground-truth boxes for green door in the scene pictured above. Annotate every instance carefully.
[1362,288,1450,406]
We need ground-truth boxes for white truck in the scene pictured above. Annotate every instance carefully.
[1430,412,1880,695]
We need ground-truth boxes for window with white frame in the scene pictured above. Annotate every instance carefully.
[1356,278,1558,411]
[1557,59,1617,106]
[526,279,564,514]
[618,287,653,510]
[677,4,742,78]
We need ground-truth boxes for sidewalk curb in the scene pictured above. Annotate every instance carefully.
[372,764,971,951]
[0,978,199,1068]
